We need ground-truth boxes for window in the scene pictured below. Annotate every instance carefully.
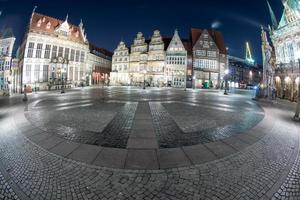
[58,47,63,57]
[34,65,40,82]
[287,44,294,57]
[75,50,80,62]
[80,51,85,62]
[196,50,206,56]
[70,49,75,61]
[207,51,216,57]
[64,48,70,60]
[51,46,57,59]
[44,45,51,59]
[25,64,31,83]
[46,22,51,29]
[27,42,34,58]
[43,65,49,82]
[36,43,43,58]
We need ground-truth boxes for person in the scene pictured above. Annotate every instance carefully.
[23,85,28,101]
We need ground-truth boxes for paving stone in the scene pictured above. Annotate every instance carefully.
[182,144,217,164]
[158,148,191,169]
[204,141,237,158]
[67,144,102,164]
[222,136,250,151]
[125,149,159,169]
[38,135,65,150]
[93,147,127,168]
[28,132,52,143]
[126,138,158,149]
[49,140,80,157]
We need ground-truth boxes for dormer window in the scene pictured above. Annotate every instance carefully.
[46,22,51,29]
[37,19,42,27]
[42,17,46,22]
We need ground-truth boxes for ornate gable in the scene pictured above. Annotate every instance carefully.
[167,30,186,54]
[193,29,218,52]
[55,15,70,36]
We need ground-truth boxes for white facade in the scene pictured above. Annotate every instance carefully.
[165,30,187,87]
[111,41,130,85]
[19,12,111,91]
[0,36,16,92]
[271,0,300,64]
[110,30,186,87]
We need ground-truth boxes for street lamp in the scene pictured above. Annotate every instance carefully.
[192,75,196,89]
[224,69,229,95]
[143,69,147,89]
[293,59,300,121]
[61,67,66,93]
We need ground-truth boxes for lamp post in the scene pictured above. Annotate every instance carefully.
[61,67,66,93]
[293,59,300,121]
[143,69,147,89]
[224,69,229,95]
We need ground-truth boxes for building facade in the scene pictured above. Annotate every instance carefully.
[111,28,226,88]
[0,35,16,94]
[19,11,111,91]
[88,44,112,85]
[165,30,187,87]
[266,0,300,101]
[228,56,262,88]
[191,29,228,89]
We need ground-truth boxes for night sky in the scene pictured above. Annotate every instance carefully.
[0,0,284,64]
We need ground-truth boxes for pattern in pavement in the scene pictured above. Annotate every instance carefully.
[93,102,138,148]
[23,88,265,149]
[0,88,299,200]
[0,103,299,199]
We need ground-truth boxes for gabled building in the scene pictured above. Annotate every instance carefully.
[0,29,16,94]
[191,28,228,89]
[18,10,111,91]
[110,28,228,89]
[110,41,130,85]
[165,30,187,87]
[265,0,300,101]
[88,44,112,85]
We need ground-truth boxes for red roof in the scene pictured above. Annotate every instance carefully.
[30,12,85,44]
[190,28,227,54]
[89,43,113,57]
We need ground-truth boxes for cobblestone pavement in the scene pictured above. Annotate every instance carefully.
[93,102,138,148]
[0,87,299,199]
[0,172,19,200]
[23,87,265,148]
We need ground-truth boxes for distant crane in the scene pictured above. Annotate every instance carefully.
[245,42,255,65]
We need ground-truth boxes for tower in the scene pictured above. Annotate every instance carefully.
[266,0,278,30]
[245,42,254,64]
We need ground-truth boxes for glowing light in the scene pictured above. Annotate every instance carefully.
[285,76,290,83]
[296,77,300,85]
[275,76,281,82]
[225,69,229,75]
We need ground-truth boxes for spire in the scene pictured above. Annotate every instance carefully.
[30,5,37,25]
[79,19,83,28]
[65,14,68,22]
[266,0,278,29]
[174,29,178,35]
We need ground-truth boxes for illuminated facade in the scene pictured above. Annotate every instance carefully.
[165,30,187,87]
[111,30,168,87]
[266,0,300,100]
[19,10,111,91]
[0,35,16,94]
[191,29,228,89]
[111,28,227,88]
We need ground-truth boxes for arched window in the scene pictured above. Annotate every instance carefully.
[46,22,51,29]
[37,19,42,27]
